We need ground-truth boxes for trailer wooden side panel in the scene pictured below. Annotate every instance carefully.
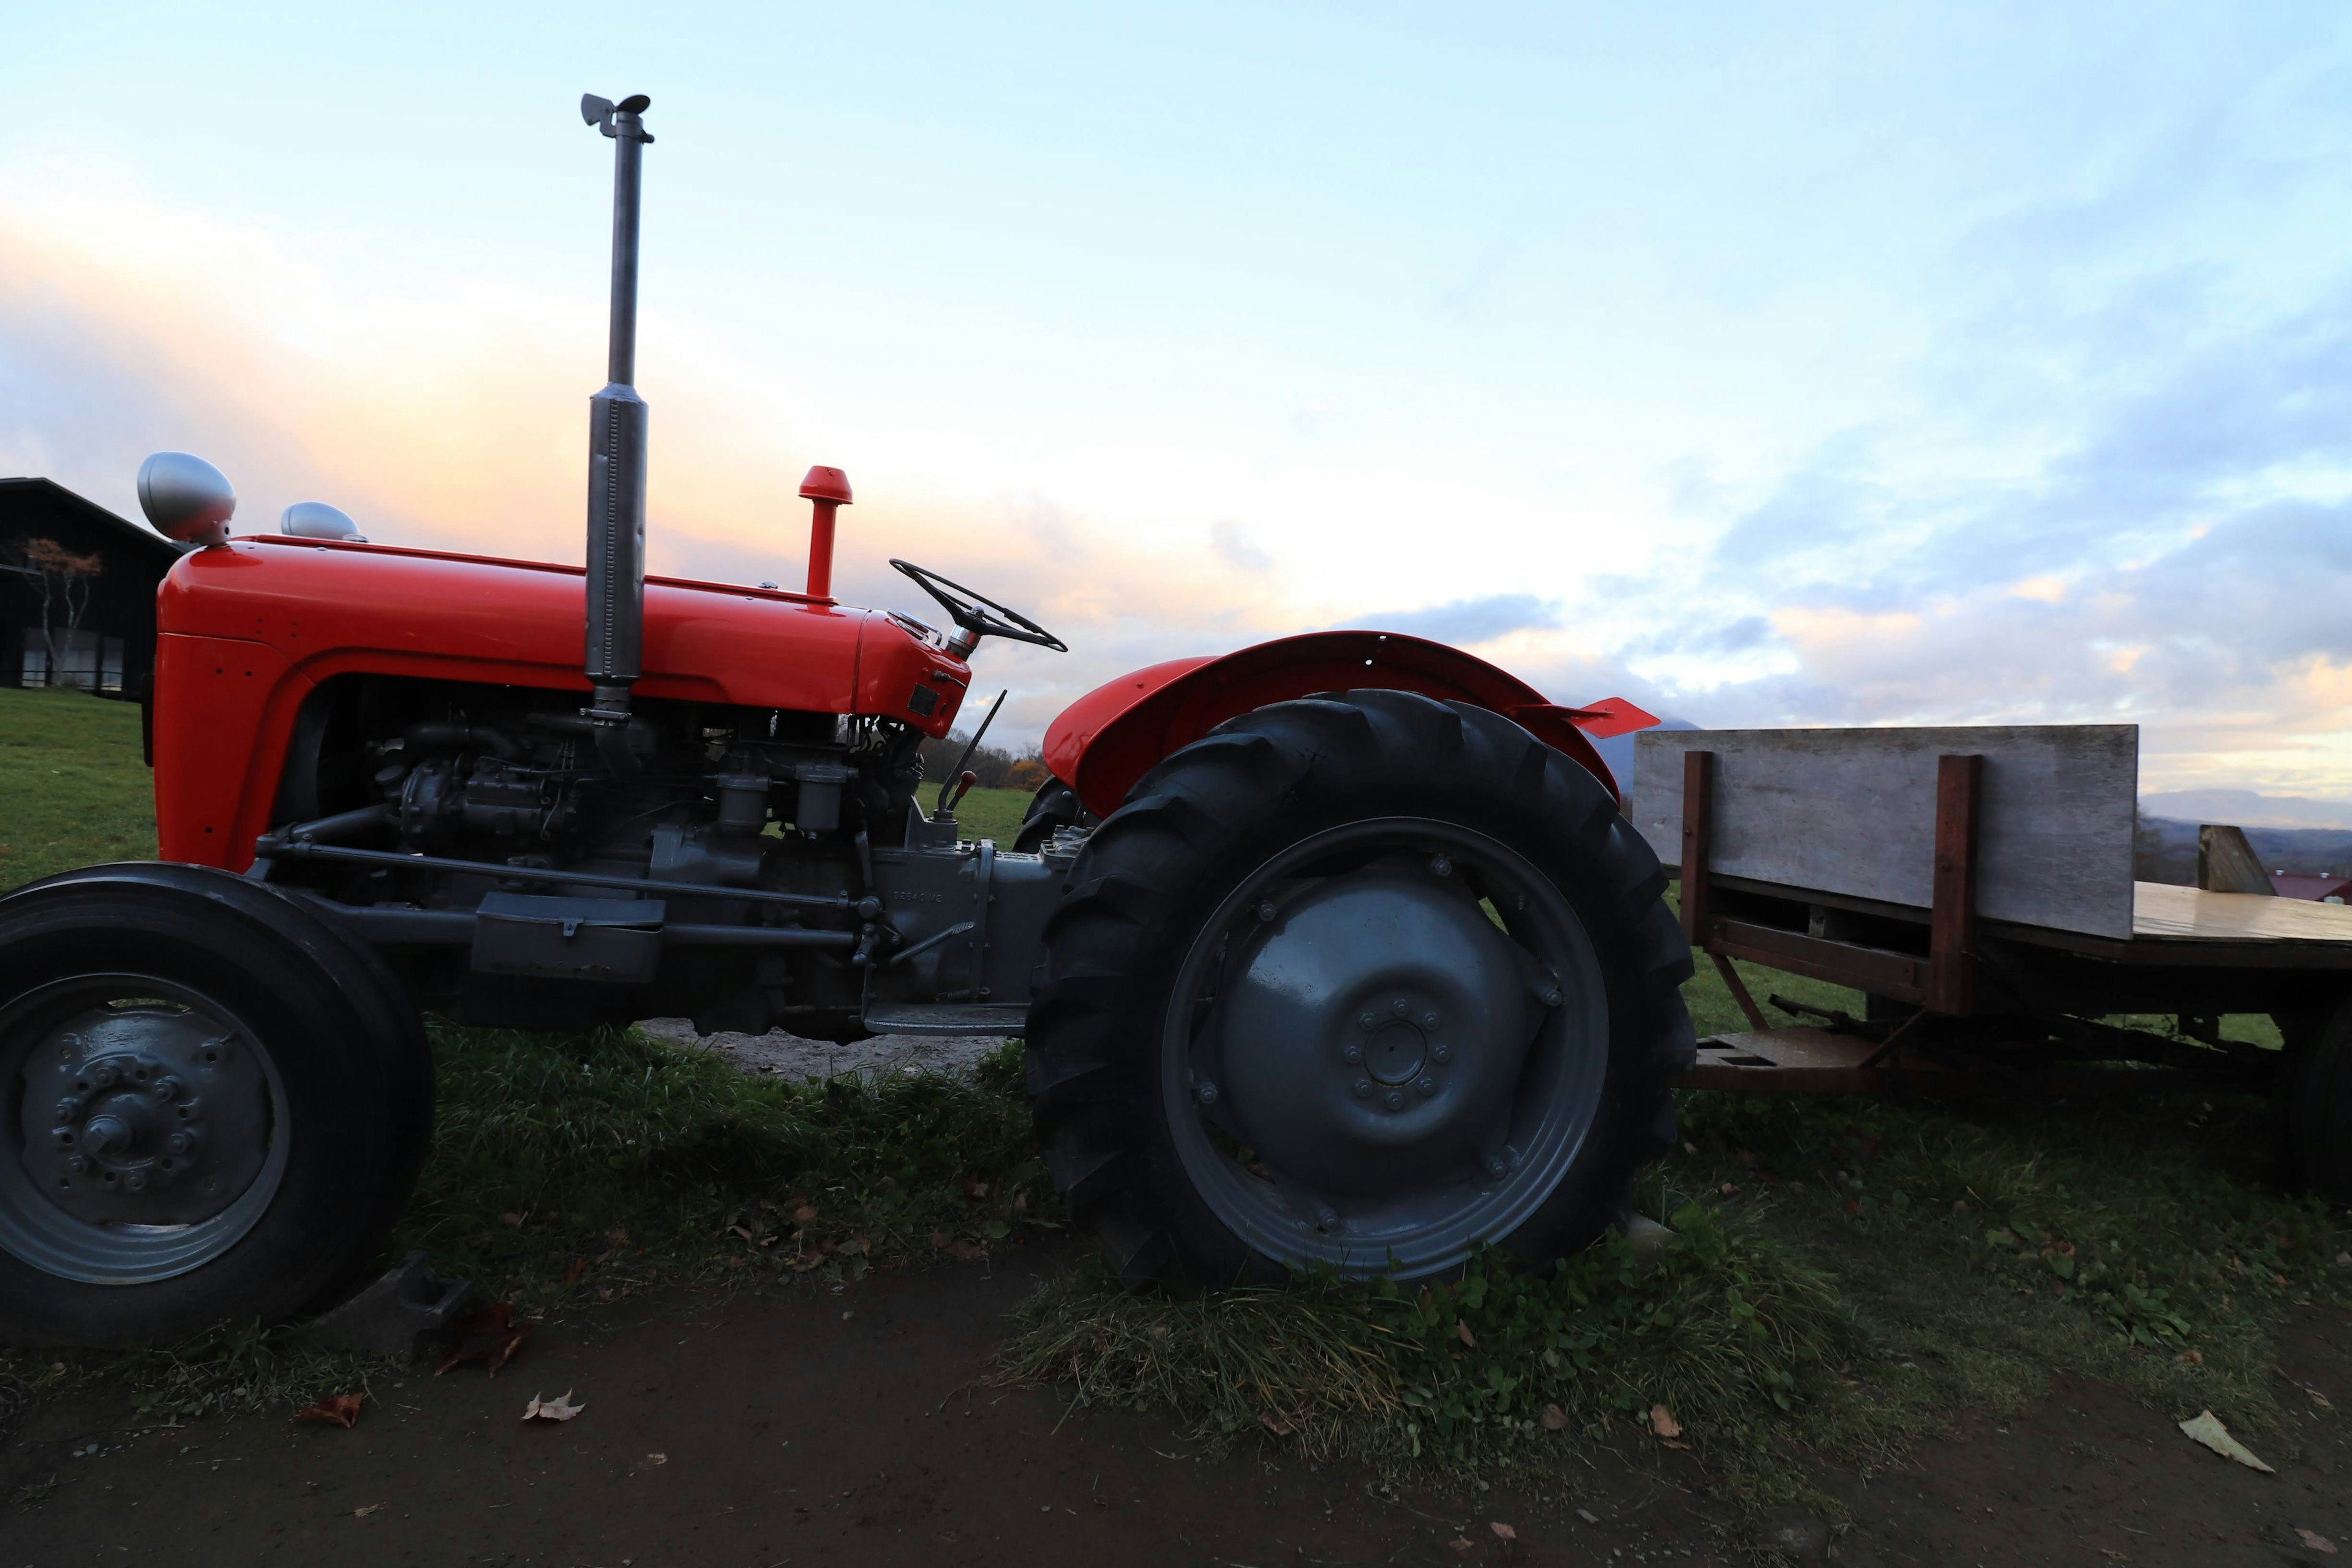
[1633,725,2139,939]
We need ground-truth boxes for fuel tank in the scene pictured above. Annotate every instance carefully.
[153,535,970,868]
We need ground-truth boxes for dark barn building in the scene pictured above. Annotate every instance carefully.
[1,478,184,701]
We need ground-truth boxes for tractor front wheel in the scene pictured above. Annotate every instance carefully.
[1027,690,1695,1286]
[0,864,432,1345]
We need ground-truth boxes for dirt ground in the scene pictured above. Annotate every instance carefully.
[2,1242,2345,1568]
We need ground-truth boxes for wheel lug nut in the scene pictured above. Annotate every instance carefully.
[1420,1011,1439,1030]
[89,1065,118,1088]
[1486,1156,1509,1178]
[154,1077,183,1102]
[1431,1043,1452,1063]
[53,1099,78,1125]
[1429,854,1453,877]
[1390,998,1409,1017]
[1417,1076,1437,1097]
[1340,1044,1362,1065]
[1256,900,1278,922]
[1540,987,1564,1008]
[66,1155,88,1174]
[1196,1082,1220,1107]
[1358,1012,1378,1031]
[1352,1079,1373,1098]
[1384,1090,1404,1110]
[124,1170,148,1193]
[167,1131,195,1155]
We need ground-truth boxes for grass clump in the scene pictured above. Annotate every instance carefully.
[1003,1198,1847,1478]
[400,1022,1056,1307]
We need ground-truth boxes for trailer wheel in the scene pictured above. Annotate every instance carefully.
[2280,1000,2352,1202]
[0,864,432,1346]
[1027,690,1696,1285]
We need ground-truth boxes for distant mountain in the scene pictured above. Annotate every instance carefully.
[2134,815,2352,886]
[2139,788,2352,831]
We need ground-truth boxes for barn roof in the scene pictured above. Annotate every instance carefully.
[0,477,188,568]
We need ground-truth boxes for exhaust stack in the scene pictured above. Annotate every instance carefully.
[580,92,654,775]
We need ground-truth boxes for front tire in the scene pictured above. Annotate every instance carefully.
[1027,690,1695,1286]
[0,864,433,1345]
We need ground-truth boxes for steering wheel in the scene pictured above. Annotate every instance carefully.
[889,559,1068,653]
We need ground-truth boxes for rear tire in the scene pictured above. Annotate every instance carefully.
[0,864,433,1346]
[1027,690,1695,1286]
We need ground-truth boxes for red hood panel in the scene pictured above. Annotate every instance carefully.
[157,536,967,728]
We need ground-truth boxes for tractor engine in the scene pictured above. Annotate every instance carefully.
[258,675,1076,1039]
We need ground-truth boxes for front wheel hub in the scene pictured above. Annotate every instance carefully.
[17,1009,270,1228]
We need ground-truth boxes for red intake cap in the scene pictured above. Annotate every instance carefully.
[799,466,853,504]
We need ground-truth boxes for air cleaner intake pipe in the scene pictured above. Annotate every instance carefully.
[799,466,851,599]
[579,91,655,777]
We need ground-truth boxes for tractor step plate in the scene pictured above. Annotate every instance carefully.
[861,1003,1029,1038]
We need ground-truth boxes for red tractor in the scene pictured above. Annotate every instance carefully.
[0,96,1691,1346]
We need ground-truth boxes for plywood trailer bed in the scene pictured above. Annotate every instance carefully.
[1633,725,2352,1194]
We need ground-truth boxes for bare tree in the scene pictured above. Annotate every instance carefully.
[10,538,105,687]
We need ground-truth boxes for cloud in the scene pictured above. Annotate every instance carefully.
[1332,592,1561,647]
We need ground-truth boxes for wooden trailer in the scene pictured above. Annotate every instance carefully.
[1634,725,2352,1193]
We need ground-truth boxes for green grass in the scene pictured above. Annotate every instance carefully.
[0,687,155,889]
[393,1022,1054,1308]
[940,783,1032,845]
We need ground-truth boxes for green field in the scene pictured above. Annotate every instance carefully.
[0,687,157,888]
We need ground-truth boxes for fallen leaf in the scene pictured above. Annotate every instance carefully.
[1576,1507,1600,1525]
[961,1178,990,1199]
[1490,1521,1517,1542]
[1258,1412,1294,1438]
[2180,1349,2204,1365]
[1539,1404,1567,1432]
[947,1239,989,1261]
[793,1205,817,1223]
[499,1211,527,1227]
[1663,1439,1692,1450]
[2297,1529,2339,1556]
[644,1452,667,1466]
[1649,1404,1682,1440]
[2178,1409,2274,1472]
[1456,1320,1477,1348]
[1721,1182,1740,1197]
[521,1390,584,1423]
[2306,1385,2335,1411]
[298,1393,363,1428]
[1447,1538,1475,1555]
[560,1258,585,1287]
[353,1504,383,1518]
[435,1303,533,1378]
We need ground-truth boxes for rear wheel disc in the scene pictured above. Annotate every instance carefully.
[1164,818,1608,1275]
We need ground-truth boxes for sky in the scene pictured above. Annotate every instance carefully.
[7,3,2352,801]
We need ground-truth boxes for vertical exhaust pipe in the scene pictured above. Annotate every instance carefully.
[580,92,654,776]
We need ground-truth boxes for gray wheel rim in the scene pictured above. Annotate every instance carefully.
[1162,817,1609,1277]
[0,975,289,1284]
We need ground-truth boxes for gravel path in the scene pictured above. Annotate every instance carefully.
[635,1017,1012,1081]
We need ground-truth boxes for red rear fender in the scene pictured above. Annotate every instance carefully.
[1042,631,1653,818]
